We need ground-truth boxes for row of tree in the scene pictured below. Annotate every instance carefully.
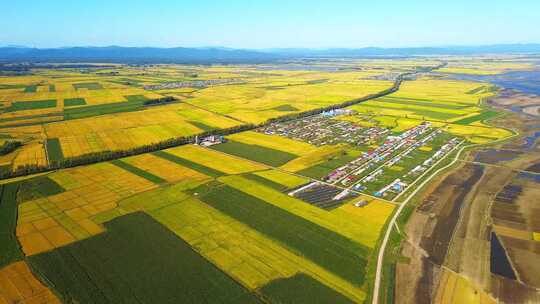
[143,96,177,106]
[0,123,256,179]
[0,141,22,156]
[1,64,447,179]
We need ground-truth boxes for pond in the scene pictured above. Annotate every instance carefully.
[490,232,517,280]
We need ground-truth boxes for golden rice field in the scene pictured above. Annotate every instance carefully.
[121,153,211,184]
[17,162,157,255]
[434,269,496,304]
[227,131,319,155]
[164,145,267,174]
[12,142,48,169]
[153,197,366,302]
[0,261,61,304]
[188,78,393,124]
[387,78,493,105]
[438,59,534,75]
[253,169,310,188]
[444,123,513,144]
[46,103,240,158]
[0,62,513,173]
[0,64,398,170]
[85,179,367,302]
[0,59,532,304]
[219,175,394,248]
[280,145,355,172]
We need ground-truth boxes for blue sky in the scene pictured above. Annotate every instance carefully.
[2,0,539,48]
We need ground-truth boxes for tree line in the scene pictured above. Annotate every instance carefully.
[0,63,447,180]
[0,141,22,156]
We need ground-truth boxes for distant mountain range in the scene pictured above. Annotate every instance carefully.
[0,46,279,64]
[1,44,539,63]
[265,44,540,56]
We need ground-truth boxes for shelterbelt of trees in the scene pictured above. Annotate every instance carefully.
[1,63,447,179]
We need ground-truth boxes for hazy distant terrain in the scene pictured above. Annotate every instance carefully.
[1,44,540,63]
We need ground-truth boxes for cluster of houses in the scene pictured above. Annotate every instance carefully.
[324,122,434,186]
[373,136,461,198]
[144,78,242,90]
[320,109,355,117]
[374,179,408,197]
[405,137,461,178]
[259,112,388,147]
[363,72,402,81]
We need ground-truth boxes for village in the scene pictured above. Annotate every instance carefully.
[143,78,242,90]
[258,109,390,146]
[197,110,463,203]
[261,110,464,202]
[321,121,462,200]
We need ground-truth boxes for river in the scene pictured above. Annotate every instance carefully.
[450,70,540,96]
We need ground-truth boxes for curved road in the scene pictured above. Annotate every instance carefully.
[371,142,467,304]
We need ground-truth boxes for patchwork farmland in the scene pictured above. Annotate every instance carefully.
[0,57,530,304]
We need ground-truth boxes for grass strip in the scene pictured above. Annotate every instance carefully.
[45,138,64,163]
[28,212,261,303]
[194,182,368,286]
[210,140,298,167]
[152,150,225,178]
[111,160,166,184]
[0,182,24,268]
[259,273,354,304]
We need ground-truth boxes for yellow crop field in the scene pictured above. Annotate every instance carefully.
[227,131,318,155]
[44,104,238,158]
[17,162,157,255]
[219,175,394,247]
[122,153,211,183]
[90,181,206,225]
[438,67,501,75]
[444,124,513,143]
[332,199,395,247]
[391,117,426,131]
[533,232,540,242]
[0,86,156,109]
[188,79,393,124]
[254,169,310,188]
[390,78,494,105]
[363,99,473,116]
[165,145,267,174]
[439,60,534,75]
[70,178,365,302]
[280,145,347,172]
[434,269,496,304]
[350,104,418,118]
[12,142,47,169]
[0,261,61,304]
[0,115,62,128]
[152,197,365,302]
[492,224,532,241]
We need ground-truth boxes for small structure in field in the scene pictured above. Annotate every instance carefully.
[196,135,226,147]
[354,200,369,207]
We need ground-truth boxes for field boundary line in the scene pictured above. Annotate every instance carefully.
[180,100,248,123]
[199,145,399,205]
[393,140,464,202]
[459,159,540,175]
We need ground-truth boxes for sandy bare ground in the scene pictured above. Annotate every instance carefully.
[522,105,540,116]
